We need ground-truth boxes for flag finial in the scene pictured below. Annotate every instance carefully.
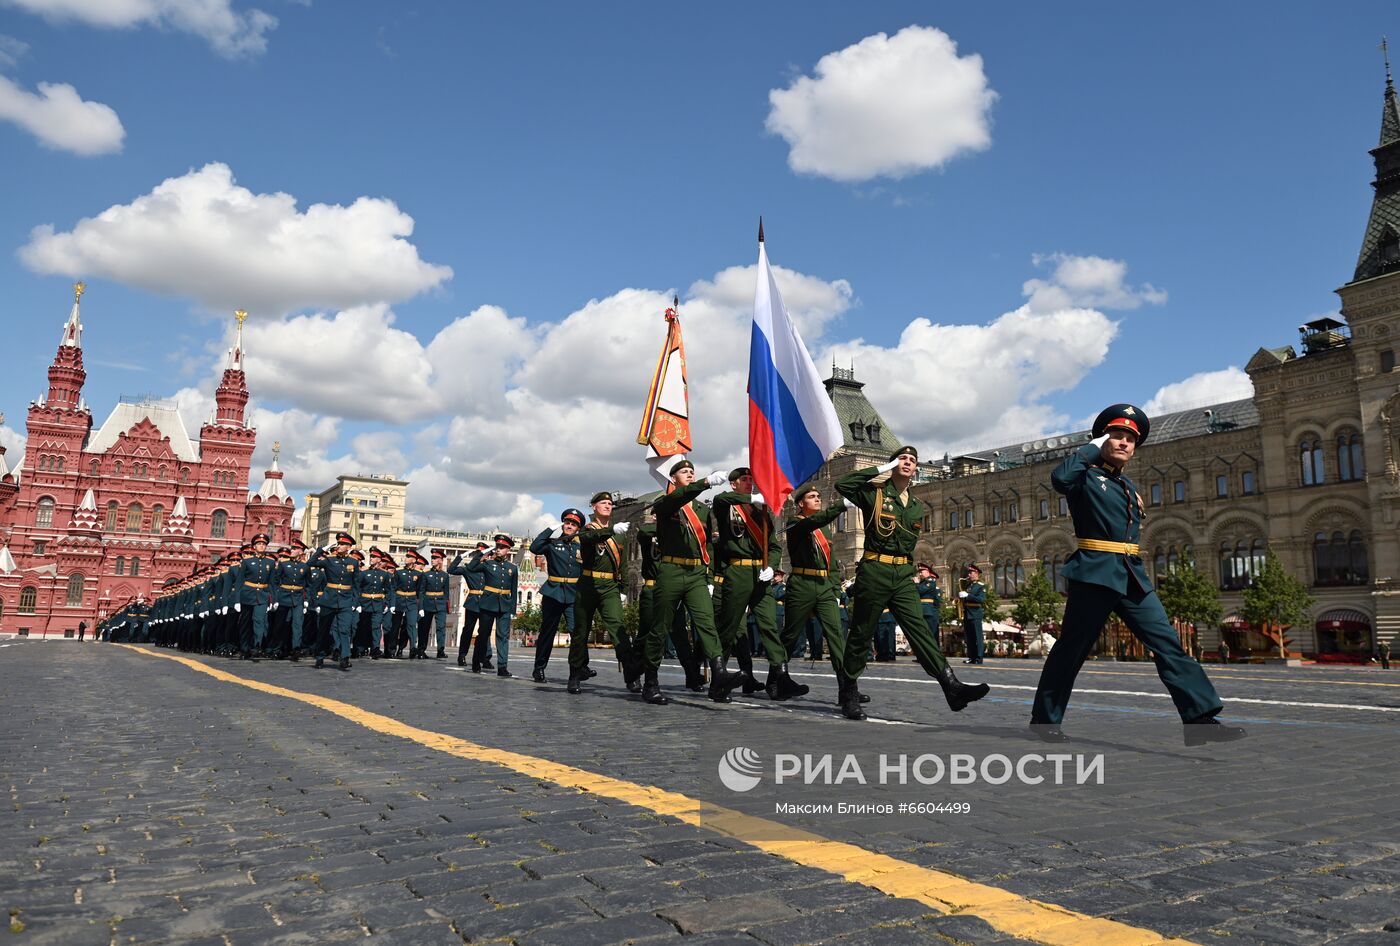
[758,217,764,243]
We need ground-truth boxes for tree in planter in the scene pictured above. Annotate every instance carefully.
[1240,550,1316,658]
[1156,558,1223,658]
[981,585,1006,624]
[1010,565,1063,652]
[514,599,541,638]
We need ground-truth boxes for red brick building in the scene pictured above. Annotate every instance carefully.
[0,287,294,637]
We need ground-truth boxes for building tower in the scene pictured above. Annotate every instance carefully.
[198,311,257,543]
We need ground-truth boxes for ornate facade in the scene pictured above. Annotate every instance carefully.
[0,292,294,637]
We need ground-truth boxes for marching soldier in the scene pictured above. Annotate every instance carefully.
[779,485,850,700]
[467,535,519,677]
[647,461,744,705]
[1030,405,1245,745]
[350,549,373,656]
[270,539,309,660]
[233,534,276,660]
[449,542,490,670]
[303,551,327,660]
[308,532,360,670]
[836,446,989,720]
[712,467,783,697]
[356,549,393,657]
[959,564,987,664]
[531,510,585,682]
[389,551,425,658]
[569,492,638,694]
[637,512,704,691]
[418,549,451,659]
[915,564,943,660]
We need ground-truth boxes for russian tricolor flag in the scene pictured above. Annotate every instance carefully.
[748,222,843,509]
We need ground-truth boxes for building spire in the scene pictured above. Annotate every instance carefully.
[44,283,87,409]
[1351,54,1400,283]
[213,309,250,427]
[61,281,85,348]
[227,308,247,370]
[1381,37,1400,147]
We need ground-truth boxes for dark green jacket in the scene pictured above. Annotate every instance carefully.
[649,481,712,565]
[448,552,486,612]
[784,505,843,586]
[530,529,582,604]
[1053,443,1151,593]
[712,491,781,569]
[835,466,924,559]
[916,578,942,618]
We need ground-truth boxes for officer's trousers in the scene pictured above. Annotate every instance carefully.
[478,611,512,668]
[714,564,779,664]
[457,608,480,659]
[640,584,702,680]
[572,579,637,673]
[647,563,718,671]
[369,606,390,653]
[238,603,268,655]
[846,561,950,681]
[780,575,844,671]
[962,612,985,662]
[328,606,354,660]
[416,610,446,654]
[532,597,575,671]
[1031,580,1223,725]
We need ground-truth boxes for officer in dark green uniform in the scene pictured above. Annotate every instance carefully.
[467,535,519,677]
[570,492,639,694]
[359,549,393,658]
[915,564,942,655]
[1030,405,1245,746]
[836,446,989,720]
[449,543,490,669]
[712,467,783,697]
[959,564,986,663]
[388,551,424,658]
[647,461,744,705]
[530,509,584,683]
[418,549,451,658]
[232,534,276,659]
[309,532,361,671]
[270,539,309,659]
[780,485,849,700]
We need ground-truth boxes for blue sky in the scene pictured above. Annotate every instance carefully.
[0,1,1395,531]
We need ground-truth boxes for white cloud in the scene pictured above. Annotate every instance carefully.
[1023,253,1167,312]
[19,162,452,315]
[1144,367,1253,416]
[1,0,277,58]
[0,74,124,155]
[824,304,1120,455]
[401,463,552,536]
[1,421,25,467]
[0,34,28,69]
[765,25,996,182]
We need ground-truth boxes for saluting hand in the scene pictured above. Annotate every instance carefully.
[706,470,728,487]
[750,492,766,507]
[612,522,630,535]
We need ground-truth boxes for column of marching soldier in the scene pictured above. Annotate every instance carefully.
[116,404,1248,742]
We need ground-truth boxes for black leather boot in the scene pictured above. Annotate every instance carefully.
[779,663,809,698]
[707,656,744,703]
[1183,718,1247,746]
[641,669,669,705]
[839,679,866,720]
[621,653,643,693]
[566,670,583,695]
[736,649,763,695]
[931,664,989,712]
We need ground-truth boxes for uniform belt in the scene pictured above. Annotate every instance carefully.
[1077,539,1140,555]
[643,579,656,587]
[549,576,579,584]
[484,585,512,595]
[660,556,702,566]
[279,584,304,590]
[920,597,936,603]
[327,583,351,590]
[244,582,268,588]
[362,593,385,599]
[791,567,828,577]
[727,558,762,567]
[713,575,724,584]
[467,589,483,595]
[862,552,910,565]
[424,591,445,596]
[583,570,618,580]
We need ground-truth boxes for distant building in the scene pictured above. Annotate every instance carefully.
[0,293,294,637]
[302,473,408,550]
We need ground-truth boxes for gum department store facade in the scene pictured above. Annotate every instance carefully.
[0,298,294,637]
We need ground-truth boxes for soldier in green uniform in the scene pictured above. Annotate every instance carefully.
[467,535,519,678]
[232,534,276,659]
[531,509,585,683]
[309,531,361,671]
[569,492,639,694]
[959,564,987,663]
[418,549,452,658]
[358,548,393,658]
[646,461,744,705]
[836,446,989,720]
[916,564,942,656]
[712,467,784,697]
[269,539,309,660]
[1030,405,1245,746]
[779,485,850,700]
[388,551,425,658]
[449,542,490,669]
[637,512,705,691]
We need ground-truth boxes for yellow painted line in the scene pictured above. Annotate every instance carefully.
[120,645,1200,946]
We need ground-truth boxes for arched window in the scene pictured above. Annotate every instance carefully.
[125,503,143,533]
[1153,547,1167,580]
[55,456,65,473]
[1007,500,1018,522]
[114,556,125,576]
[1313,531,1364,586]
[129,557,140,577]
[113,460,123,477]
[104,501,119,532]
[149,505,164,534]
[993,558,1022,596]
[158,465,167,480]
[65,573,85,607]
[1337,433,1364,482]
[35,496,55,528]
[1300,439,1325,486]
[89,459,99,476]
[211,509,228,539]
[1241,470,1257,495]
[18,586,37,614]
[180,467,190,484]
[1347,531,1369,585]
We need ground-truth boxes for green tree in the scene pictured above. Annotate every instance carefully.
[622,599,641,639]
[1240,550,1316,657]
[1157,559,1223,626]
[513,599,541,636]
[981,585,1005,624]
[1010,565,1063,631]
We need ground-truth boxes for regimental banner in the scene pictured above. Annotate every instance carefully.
[637,300,693,457]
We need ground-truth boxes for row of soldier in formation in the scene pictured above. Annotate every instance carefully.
[125,403,1246,740]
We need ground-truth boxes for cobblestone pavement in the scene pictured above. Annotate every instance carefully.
[1,640,1397,945]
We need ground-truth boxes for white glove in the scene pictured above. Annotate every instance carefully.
[612,522,630,535]
[958,591,969,599]
[750,492,765,508]
[706,470,728,487]
[220,606,227,615]
[619,593,628,605]
[389,606,396,613]
[418,610,425,618]
[269,602,278,612]
[234,603,242,613]
[759,567,774,582]
[314,607,320,613]
[877,458,900,474]
[1091,433,1110,448]
[839,496,852,509]
[323,543,336,553]
[199,611,207,619]
[355,606,362,613]
[550,526,563,539]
